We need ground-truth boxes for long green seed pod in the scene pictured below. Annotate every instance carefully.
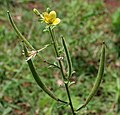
[23,44,58,101]
[7,11,34,50]
[7,11,43,61]
[61,36,72,79]
[76,42,105,111]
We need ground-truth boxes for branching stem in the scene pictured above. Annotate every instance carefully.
[49,26,75,115]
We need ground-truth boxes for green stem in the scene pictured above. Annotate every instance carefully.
[49,27,66,80]
[49,27,75,115]
[43,60,60,69]
[65,83,75,115]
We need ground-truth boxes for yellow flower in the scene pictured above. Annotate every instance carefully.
[43,11,60,25]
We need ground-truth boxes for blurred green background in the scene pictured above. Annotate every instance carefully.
[0,0,120,114]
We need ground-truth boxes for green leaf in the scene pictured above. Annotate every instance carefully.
[3,107,12,115]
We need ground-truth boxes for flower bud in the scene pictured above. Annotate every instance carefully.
[33,8,40,16]
[47,7,51,13]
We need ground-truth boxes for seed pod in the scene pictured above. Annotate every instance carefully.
[33,8,40,16]
[23,44,58,101]
[76,42,105,111]
[7,11,34,50]
[7,11,46,61]
[47,7,51,13]
[61,36,72,79]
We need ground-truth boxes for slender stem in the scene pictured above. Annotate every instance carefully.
[58,98,69,104]
[49,27,66,80]
[43,60,60,69]
[49,27,75,115]
[65,83,75,115]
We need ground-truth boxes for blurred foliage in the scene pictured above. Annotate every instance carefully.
[112,8,120,34]
[0,0,120,114]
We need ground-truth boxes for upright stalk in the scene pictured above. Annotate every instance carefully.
[49,27,75,115]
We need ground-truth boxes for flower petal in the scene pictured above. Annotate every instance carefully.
[43,12,49,23]
[43,12,49,19]
[49,11,56,20]
[52,18,61,25]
